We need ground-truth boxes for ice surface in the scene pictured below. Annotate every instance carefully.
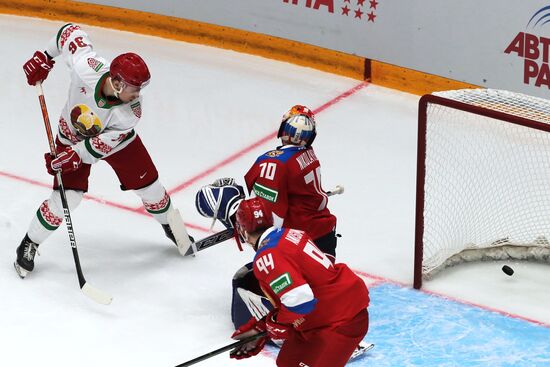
[1,15,548,367]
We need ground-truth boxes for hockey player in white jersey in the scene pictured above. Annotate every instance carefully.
[15,23,190,278]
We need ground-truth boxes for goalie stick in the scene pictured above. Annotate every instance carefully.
[184,228,235,256]
[185,185,345,256]
[174,332,267,367]
[35,83,112,305]
[167,208,195,256]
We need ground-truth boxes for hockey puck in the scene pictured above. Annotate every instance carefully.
[502,265,514,276]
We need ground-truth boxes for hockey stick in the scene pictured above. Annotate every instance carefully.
[36,82,112,305]
[184,228,235,256]
[167,207,195,256]
[175,332,267,367]
[184,185,344,256]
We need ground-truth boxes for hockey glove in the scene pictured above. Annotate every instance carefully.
[195,182,245,229]
[45,147,82,175]
[265,310,295,341]
[23,51,55,86]
[230,317,267,360]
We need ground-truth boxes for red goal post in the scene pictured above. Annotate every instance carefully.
[414,89,550,289]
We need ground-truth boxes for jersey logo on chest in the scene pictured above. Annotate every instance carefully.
[70,104,103,137]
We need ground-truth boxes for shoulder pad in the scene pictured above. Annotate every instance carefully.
[258,146,304,163]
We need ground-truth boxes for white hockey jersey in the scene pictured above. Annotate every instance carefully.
[45,23,141,164]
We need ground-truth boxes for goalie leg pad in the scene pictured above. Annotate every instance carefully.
[231,263,273,329]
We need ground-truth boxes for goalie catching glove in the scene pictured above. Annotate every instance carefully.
[195,177,245,229]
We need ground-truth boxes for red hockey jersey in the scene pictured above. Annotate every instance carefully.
[252,227,370,332]
[244,145,337,240]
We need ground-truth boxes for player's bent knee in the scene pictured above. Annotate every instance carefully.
[134,179,166,202]
[51,189,84,212]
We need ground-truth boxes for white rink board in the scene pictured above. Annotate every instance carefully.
[78,0,550,97]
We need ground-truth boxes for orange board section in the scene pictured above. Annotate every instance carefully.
[371,60,478,95]
[1,0,479,95]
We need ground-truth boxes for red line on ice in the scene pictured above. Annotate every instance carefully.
[0,80,369,232]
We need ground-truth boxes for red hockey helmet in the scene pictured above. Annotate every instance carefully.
[110,53,151,88]
[236,198,273,234]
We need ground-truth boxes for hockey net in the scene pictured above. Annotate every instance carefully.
[414,88,550,288]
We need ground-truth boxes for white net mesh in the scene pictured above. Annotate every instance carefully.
[422,88,550,278]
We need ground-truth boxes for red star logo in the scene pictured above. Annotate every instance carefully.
[354,8,363,18]
[357,0,366,6]
[342,5,350,15]
[370,0,378,9]
[367,11,376,22]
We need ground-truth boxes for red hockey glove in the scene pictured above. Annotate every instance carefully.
[265,310,295,341]
[45,147,82,175]
[229,317,267,360]
[23,51,55,86]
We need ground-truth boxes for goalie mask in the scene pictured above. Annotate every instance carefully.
[277,105,317,147]
[235,198,273,250]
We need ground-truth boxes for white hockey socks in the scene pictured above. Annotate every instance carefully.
[136,179,193,254]
[135,179,172,224]
[27,189,83,243]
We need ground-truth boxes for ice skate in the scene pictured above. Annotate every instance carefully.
[162,224,194,247]
[162,223,177,244]
[350,341,375,360]
[14,234,39,279]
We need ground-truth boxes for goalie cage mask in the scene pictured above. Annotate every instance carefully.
[277,105,317,147]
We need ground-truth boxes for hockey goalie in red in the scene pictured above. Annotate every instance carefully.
[230,198,370,367]
[244,105,338,260]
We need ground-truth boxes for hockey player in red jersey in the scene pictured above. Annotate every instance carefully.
[15,23,191,278]
[195,106,346,326]
[229,198,370,367]
[244,105,338,260]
